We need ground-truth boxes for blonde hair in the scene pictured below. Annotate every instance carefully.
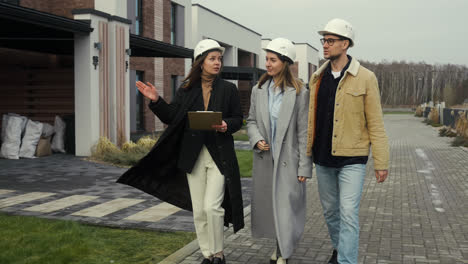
[258,59,303,94]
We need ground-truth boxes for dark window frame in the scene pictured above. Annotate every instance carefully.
[135,70,145,131]
[135,0,143,36]
[170,2,177,45]
[171,75,178,100]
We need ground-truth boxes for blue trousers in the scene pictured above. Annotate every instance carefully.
[316,164,366,264]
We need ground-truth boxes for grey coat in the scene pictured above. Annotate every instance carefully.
[247,81,312,259]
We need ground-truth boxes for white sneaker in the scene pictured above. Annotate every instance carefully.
[276,257,288,264]
[270,248,277,263]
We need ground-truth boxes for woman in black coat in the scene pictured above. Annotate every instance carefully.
[117,39,244,264]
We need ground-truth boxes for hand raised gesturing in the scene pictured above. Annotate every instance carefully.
[136,81,159,102]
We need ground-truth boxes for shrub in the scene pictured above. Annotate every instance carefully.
[428,107,439,124]
[451,136,468,147]
[136,136,157,149]
[455,111,468,139]
[121,141,138,153]
[414,106,424,117]
[90,137,157,167]
[92,137,121,157]
[439,127,457,137]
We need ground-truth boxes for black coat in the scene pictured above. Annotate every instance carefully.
[117,77,245,232]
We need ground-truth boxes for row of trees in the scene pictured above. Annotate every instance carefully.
[359,61,468,107]
[318,59,468,107]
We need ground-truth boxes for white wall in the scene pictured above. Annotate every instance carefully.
[73,12,131,156]
[73,13,107,156]
[295,43,319,83]
[173,0,193,76]
[95,0,126,18]
[192,4,261,67]
[259,39,271,70]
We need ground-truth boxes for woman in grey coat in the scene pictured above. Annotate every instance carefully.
[247,38,312,264]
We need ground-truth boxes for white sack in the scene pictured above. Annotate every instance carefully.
[41,123,55,138]
[19,120,44,158]
[1,114,8,143]
[51,116,66,153]
[0,116,23,159]
[8,113,28,136]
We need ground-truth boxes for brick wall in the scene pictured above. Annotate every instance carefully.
[162,0,185,104]
[238,80,252,117]
[21,0,94,18]
[141,0,155,39]
[130,57,155,132]
[163,58,185,102]
[238,50,254,67]
[130,0,167,132]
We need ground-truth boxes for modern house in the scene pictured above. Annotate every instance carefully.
[0,0,192,156]
[192,4,265,115]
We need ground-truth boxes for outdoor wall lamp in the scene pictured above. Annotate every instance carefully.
[94,42,102,51]
[93,56,99,69]
[125,48,131,56]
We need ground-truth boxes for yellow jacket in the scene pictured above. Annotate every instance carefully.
[306,58,389,170]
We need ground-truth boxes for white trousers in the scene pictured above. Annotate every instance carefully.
[187,145,225,258]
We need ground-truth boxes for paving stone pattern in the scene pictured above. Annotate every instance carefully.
[0,115,467,263]
[0,154,252,232]
[178,115,468,264]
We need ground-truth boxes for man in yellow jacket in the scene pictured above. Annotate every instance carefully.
[306,18,389,264]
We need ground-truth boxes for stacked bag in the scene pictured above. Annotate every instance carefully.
[0,114,66,159]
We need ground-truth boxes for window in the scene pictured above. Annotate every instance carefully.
[135,0,142,35]
[171,3,177,45]
[135,71,144,131]
[170,2,185,46]
[171,75,181,100]
[309,63,317,79]
[127,0,143,35]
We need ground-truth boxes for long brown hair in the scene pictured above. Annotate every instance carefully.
[258,55,303,94]
[182,49,222,89]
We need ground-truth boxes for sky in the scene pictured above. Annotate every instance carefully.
[192,0,468,66]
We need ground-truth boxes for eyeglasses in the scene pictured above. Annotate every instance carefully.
[320,38,344,46]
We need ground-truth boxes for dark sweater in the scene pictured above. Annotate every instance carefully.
[313,56,368,168]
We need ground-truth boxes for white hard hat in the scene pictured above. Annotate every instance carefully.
[193,39,225,60]
[264,37,296,63]
[318,18,355,47]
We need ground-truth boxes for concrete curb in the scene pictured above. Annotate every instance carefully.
[159,205,250,264]
[159,205,252,264]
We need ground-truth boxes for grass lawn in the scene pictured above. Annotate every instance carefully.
[236,149,252,178]
[233,133,249,141]
[233,127,249,141]
[0,213,195,264]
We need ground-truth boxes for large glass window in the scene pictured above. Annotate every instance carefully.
[135,71,144,131]
[171,75,182,100]
[171,3,177,45]
[170,2,185,46]
[135,0,142,35]
[127,0,142,35]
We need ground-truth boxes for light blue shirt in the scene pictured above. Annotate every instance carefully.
[268,79,283,158]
